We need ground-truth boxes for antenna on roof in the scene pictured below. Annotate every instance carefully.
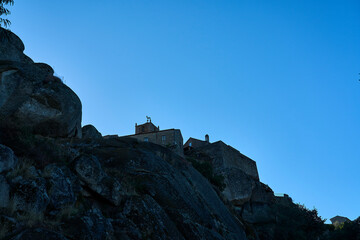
[146,116,151,123]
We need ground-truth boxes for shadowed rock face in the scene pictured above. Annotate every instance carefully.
[121,195,185,240]
[82,125,102,140]
[10,228,69,240]
[0,28,33,64]
[0,136,249,239]
[0,144,18,173]
[11,177,50,212]
[184,141,279,239]
[0,28,82,138]
[0,175,10,208]
[43,164,77,210]
[76,137,248,240]
[185,141,263,206]
[74,154,123,206]
[61,208,114,240]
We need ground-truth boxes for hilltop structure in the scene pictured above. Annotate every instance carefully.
[184,135,259,179]
[126,118,184,156]
[184,134,210,151]
[184,136,261,205]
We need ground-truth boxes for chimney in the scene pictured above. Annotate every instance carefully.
[205,134,209,143]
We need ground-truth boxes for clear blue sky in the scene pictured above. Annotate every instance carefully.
[7,0,360,221]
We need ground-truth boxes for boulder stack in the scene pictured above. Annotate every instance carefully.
[0,28,82,138]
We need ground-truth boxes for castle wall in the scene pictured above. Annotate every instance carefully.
[197,141,259,180]
[222,144,259,180]
[135,122,159,134]
[186,140,260,205]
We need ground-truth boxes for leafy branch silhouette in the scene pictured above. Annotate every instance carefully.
[0,0,14,28]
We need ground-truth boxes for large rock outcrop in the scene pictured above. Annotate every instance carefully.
[185,140,279,239]
[43,164,77,210]
[0,28,33,64]
[82,124,102,140]
[61,208,114,240]
[0,28,82,138]
[10,228,69,240]
[120,195,184,240]
[186,141,263,206]
[0,135,250,239]
[74,154,123,206]
[75,137,248,240]
[0,28,335,240]
[11,177,50,212]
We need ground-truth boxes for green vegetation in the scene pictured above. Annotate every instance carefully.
[273,205,360,240]
[0,0,14,28]
[186,157,226,191]
[273,203,326,240]
[322,217,360,240]
[0,124,73,169]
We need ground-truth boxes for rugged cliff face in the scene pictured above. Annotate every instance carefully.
[184,141,277,239]
[0,28,82,138]
[1,29,355,240]
[0,28,248,240]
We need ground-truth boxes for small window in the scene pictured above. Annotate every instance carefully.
[144,137,149,142]
[162,135,166,142]
[189,142,192,147]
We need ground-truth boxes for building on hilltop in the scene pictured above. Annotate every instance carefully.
[125,117,184,157]
[184,134,210,152]
[135,117,159,134]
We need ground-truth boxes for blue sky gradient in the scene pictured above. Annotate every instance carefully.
[7,0,360,221]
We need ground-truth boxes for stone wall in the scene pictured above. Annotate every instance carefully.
[198,141,259,180]
[184,137,210,149]
[128,129,184,157]
[186,141,261,205]
[135,122,159,134]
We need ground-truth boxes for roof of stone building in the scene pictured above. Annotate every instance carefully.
[184,137,210,148]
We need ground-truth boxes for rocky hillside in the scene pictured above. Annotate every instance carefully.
[0,28,358,240]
